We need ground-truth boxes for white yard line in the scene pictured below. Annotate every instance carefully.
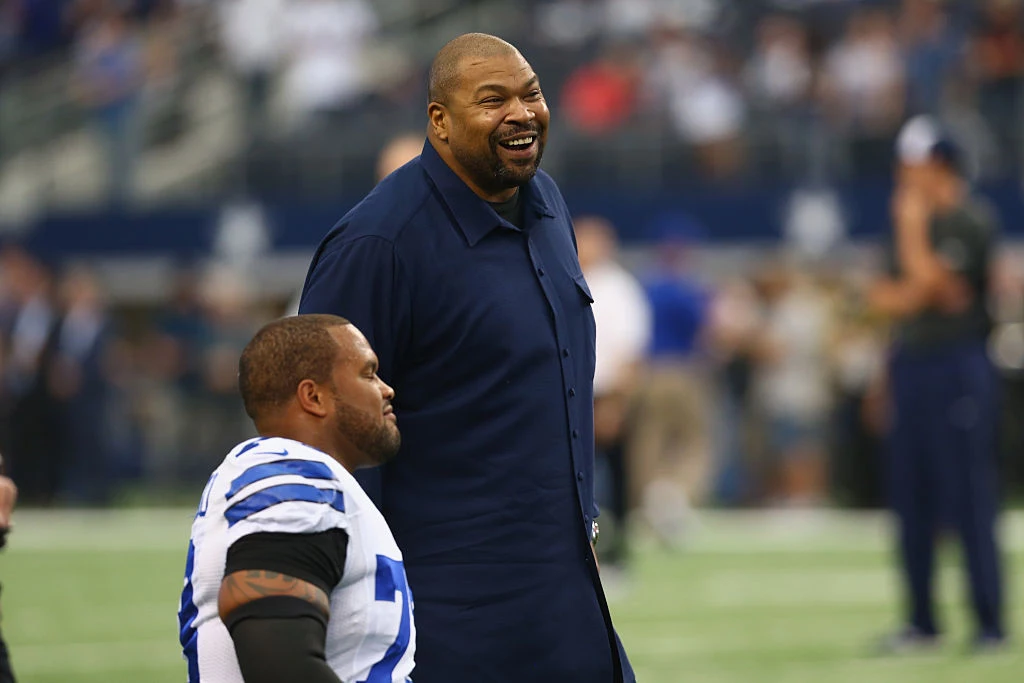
[5,508,1024,553]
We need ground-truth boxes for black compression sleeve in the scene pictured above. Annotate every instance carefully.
[227,596,341,683]
[225,529,348,594]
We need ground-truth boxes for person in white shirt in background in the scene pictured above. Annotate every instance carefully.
[218,0,286,143]
[281,0,378,129]
[574,216,651,587]
[752,263,834,505]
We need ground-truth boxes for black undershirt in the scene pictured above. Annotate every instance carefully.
[489,188,524,230]
[224,529,349,593]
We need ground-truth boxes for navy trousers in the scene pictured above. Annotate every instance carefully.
[887,341,1004,638]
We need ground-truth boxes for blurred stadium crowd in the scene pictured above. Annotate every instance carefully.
[1,0,1024,202]
[0,0,1023,515]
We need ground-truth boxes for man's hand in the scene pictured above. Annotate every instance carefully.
[893,185,934,284]
[872,183,971,319]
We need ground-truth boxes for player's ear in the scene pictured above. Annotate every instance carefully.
[296,379,329,418]
[428,102,449,142]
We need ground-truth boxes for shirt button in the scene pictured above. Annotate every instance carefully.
[562,348,570,358]
[572,429,579,439]
[577,471,583,481]
[537,267,545,276]
[568,388,576,398]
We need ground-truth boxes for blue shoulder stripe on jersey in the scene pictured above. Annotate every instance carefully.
[224,483,345,527]
[226,460,335,499]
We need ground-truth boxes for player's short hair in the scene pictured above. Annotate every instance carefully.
[239,314,351,423]
[428,33,519,105]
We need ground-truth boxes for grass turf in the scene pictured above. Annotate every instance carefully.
[0,508,1021,682]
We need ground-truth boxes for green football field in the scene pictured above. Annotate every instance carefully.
[1,508,1021,682]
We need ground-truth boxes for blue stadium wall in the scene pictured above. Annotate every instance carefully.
[19,178,1024,258]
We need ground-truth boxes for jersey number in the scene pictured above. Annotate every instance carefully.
[359,555,413,683]
[196,472,218,518]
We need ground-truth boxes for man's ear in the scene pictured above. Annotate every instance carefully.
[428,102,449,142]
[296,379,329,418]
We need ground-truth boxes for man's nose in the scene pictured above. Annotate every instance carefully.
[506,97,535,124]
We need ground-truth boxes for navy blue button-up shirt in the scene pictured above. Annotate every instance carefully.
[299,141,634,683]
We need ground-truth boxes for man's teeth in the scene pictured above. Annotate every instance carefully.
[506,137,534,147]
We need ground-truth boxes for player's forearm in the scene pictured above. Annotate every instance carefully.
[868,278,930,318]
[893,187,945,294]
[229,613,343,683]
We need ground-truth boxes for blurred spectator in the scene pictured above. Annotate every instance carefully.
[744,14,816,178]
[649,30,746,180]
[630,220,712,544]
[16,0,75,57]
[752,264,834,506]
[49,265,114,504]
[575,215,651,575]
[534,0,604,48]
[218,0,285,143]
[826,273,886,508]
[969,0,1024,173]
[561,42,642,135]
[604,0,721,38]
[704,276,762,506]
[281,0,378,129]
[603,0,660,39]
[0,246,60,504]
[375,132,423,182]
[820,7,905,175]
[192,266,258,478]
[138,1,185,148]
[0,3,21,76]
[142,266,208,483]
[899,0,964,117]
[72,4,146,203]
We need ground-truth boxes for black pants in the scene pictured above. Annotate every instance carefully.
[887,343,1004,638]
[595,441,628,566]
[0,632,14,683]
[0,587,14,683]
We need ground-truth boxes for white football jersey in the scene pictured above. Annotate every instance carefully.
[178,436,415,682]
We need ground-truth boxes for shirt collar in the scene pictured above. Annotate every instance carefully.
[419,139,556,247]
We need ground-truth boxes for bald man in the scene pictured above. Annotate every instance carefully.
[300,33,635,683]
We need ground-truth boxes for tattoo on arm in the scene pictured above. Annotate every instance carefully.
[218,570,330,621]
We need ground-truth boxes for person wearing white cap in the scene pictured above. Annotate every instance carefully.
[868,115,1006,653]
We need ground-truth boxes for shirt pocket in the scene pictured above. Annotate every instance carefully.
[572,272,595,305]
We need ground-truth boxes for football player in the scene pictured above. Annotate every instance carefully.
[178,314,414,682]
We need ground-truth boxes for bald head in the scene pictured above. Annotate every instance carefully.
[428,33,520,105]
[376,133,423,182]
[574,215,619,272]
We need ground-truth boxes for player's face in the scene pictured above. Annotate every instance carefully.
[444,52,549,197]
[897,161,942,205]
[327,326,401,469]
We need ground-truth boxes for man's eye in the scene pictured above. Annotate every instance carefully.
[481,97,503,105]
[526,90,542,99]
